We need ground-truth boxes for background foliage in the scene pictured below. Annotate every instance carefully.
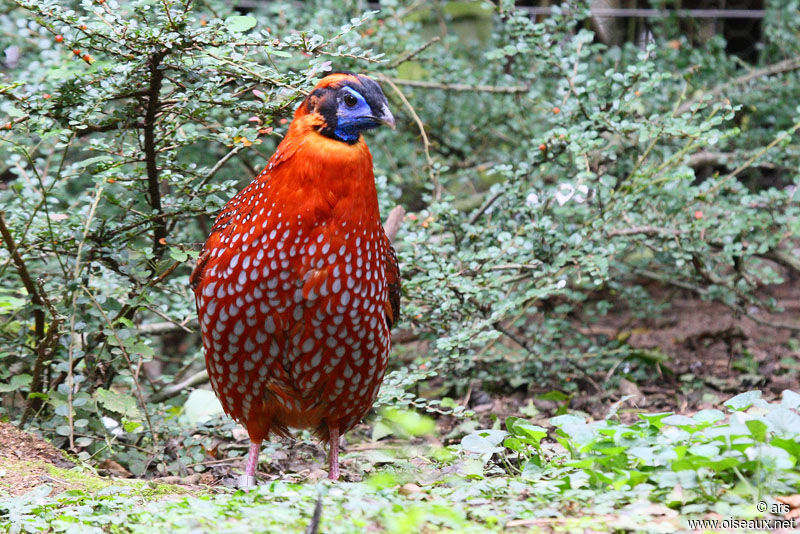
[0,0,798,493]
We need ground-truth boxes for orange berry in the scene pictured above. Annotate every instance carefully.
[82,54,94,64]
[55,34,63,43]
[552,106,560,114]
[80,24,87,30]
[3,123,11,130]
[538,143,547,151]
[73,49,81,55]
[158,238,167,245]
[107,178,116,183]
[694,210,703,220]
[43,93,51,99]
[634,90,641,97]
[279,118,288,125]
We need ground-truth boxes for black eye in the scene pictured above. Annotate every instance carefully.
[343,93,358,107]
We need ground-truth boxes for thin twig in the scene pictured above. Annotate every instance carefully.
[378,74,441,199]
[468,190,503,225]
[83,286,159,445]
[388,37,441,68]
[197,145,243,189]
[64,184,105,449]
[305,491,323,534]
[137,319,198,335]
[494,321,602,393]
[707,118,800,196]
[388,78,530,94]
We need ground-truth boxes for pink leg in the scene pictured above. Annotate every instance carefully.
[239,440,261,488]
[328,425,340,481]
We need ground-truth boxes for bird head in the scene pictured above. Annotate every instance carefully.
[298,72,395,144]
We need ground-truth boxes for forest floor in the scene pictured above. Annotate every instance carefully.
[1,283,799,532]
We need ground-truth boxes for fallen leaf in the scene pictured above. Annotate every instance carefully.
[97,459,132,478]
[398,483,421,496]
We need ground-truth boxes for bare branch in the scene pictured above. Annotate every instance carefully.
[149,369,209,403]
[143,49,169,261]
[606,226,687,237]
[0,212,52,422]
[383,206,405,244]
[676,55,800,115]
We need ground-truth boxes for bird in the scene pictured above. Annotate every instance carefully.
[190,72,400,486]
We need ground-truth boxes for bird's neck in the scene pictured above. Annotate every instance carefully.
[260,121,382,230]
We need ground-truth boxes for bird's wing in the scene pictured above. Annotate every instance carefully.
[384,237,401,329]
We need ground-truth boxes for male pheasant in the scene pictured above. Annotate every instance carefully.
[190,72,399,485]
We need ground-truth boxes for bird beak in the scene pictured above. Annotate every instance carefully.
[378,103,396,130]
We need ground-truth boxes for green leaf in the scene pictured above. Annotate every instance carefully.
[661,415,695,427]
[766,407,800,435]
[638,412,673,429]
[0,293,26,312]
[746,419,768,442]
[182,389,223,424]
[688,444,719,458]
[0,374,32,393]
[225,15,257,33]
[507,417,547,446]
[379,408,435,437]
[169,247,188,262]
[268,49,292,58]
[724,390,762,411]
[538,390,571,402]
[94,388,140,418]
[461,430,507,455]
[781,390,800,410]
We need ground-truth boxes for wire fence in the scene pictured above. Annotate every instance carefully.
[234,1,768,19]
[518,7,765,19]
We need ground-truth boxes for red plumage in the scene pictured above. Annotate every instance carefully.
[190,73,399,483]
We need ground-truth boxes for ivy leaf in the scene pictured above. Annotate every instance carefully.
[461,429,507,455]
[724,390,762,411]
[781,390,800,410]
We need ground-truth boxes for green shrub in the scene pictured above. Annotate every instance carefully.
[1,0,798,474]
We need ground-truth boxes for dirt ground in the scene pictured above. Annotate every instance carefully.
[0,422,76,497]
[0,282,797,493]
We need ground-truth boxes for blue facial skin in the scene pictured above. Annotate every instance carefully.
[333,87,383,143]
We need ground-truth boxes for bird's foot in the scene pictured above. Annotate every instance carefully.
[237,474,257,489]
